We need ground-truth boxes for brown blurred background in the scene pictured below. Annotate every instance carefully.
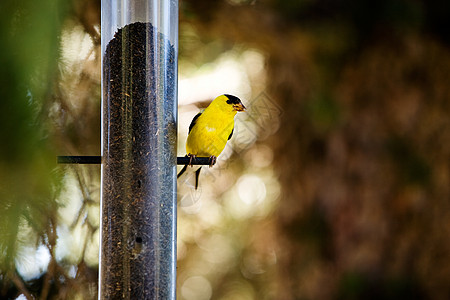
[1,0,450,299]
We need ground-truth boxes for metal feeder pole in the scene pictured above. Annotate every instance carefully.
[100,0,178,299]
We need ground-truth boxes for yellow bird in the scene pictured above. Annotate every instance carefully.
[178,94,246,189]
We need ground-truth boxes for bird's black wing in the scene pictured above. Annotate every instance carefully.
[189,112,202,133]
[228,127,234,140]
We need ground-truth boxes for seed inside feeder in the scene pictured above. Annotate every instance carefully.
[102,21,176,299]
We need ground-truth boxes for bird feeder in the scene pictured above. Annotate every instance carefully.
[100,0,178,298]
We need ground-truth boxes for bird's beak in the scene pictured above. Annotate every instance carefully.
[233,102,246,112]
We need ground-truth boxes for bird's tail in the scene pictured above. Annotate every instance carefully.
[177,165,202,190]
[177,164,188,178]
[194,167,202,190]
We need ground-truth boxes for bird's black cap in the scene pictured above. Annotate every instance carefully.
[225,94,242,105]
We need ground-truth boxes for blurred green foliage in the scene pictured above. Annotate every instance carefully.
[0,0,67,271]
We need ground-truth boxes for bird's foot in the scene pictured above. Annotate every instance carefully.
[208,155,217,167]
[187,154,196,167]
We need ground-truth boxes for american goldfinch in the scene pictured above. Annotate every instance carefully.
[178,94,246,189]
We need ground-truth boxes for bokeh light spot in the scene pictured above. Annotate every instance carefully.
[181,276,213,300]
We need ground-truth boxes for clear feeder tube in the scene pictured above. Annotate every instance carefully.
[100,0,178,299]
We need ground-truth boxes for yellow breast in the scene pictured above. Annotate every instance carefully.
[186,109,235,157]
